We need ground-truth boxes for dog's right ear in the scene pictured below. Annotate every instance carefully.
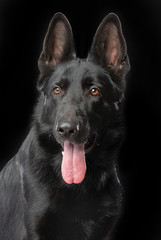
[38,12,76,74]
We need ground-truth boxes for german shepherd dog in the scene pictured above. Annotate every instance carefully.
[0,12,130,240]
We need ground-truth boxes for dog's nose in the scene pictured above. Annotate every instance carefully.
[56,122,79,137]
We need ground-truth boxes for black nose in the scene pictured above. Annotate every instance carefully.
[56,122,79,137]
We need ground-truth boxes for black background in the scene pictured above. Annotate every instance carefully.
[0,0,161,239]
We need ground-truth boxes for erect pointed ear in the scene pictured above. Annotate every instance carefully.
[88,13,130,81]
[38,12,76,73]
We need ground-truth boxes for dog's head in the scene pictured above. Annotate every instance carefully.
[35,13,130,184]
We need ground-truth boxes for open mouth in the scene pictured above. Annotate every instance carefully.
[61,131,97,154]
[61,131,97,185]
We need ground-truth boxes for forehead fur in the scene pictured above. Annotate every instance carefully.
[48,59,111,85]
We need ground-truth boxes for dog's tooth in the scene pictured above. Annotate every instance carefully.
[76,124,80,131]
[62,151,64,156]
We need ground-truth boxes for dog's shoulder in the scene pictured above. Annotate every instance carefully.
[0,157,20,196]
[0,157,26,239]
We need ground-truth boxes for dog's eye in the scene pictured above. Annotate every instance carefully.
[90,87,100,96]
[53,87,61,95]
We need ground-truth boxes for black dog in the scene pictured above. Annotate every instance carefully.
[0,12,130,239]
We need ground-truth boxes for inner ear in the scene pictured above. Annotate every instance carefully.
[88,13,129,74]
[45,18,73,65]
[103,22,122,70]
[47,22,67,65]
[38,13,75,71]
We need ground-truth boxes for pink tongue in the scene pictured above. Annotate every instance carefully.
[61,141,86,184]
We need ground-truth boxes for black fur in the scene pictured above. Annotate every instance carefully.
[0,13,130,240]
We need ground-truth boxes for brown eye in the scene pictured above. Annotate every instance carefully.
[90,87,100,96]
[53,87,61,95]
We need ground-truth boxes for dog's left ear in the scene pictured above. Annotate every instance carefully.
[38,12,76,74]
[88,13,130,86]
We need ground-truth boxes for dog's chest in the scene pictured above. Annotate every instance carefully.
[36,193,108,239]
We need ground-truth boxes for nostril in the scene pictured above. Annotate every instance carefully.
[68,129,76,135]
[58,127,65,135]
